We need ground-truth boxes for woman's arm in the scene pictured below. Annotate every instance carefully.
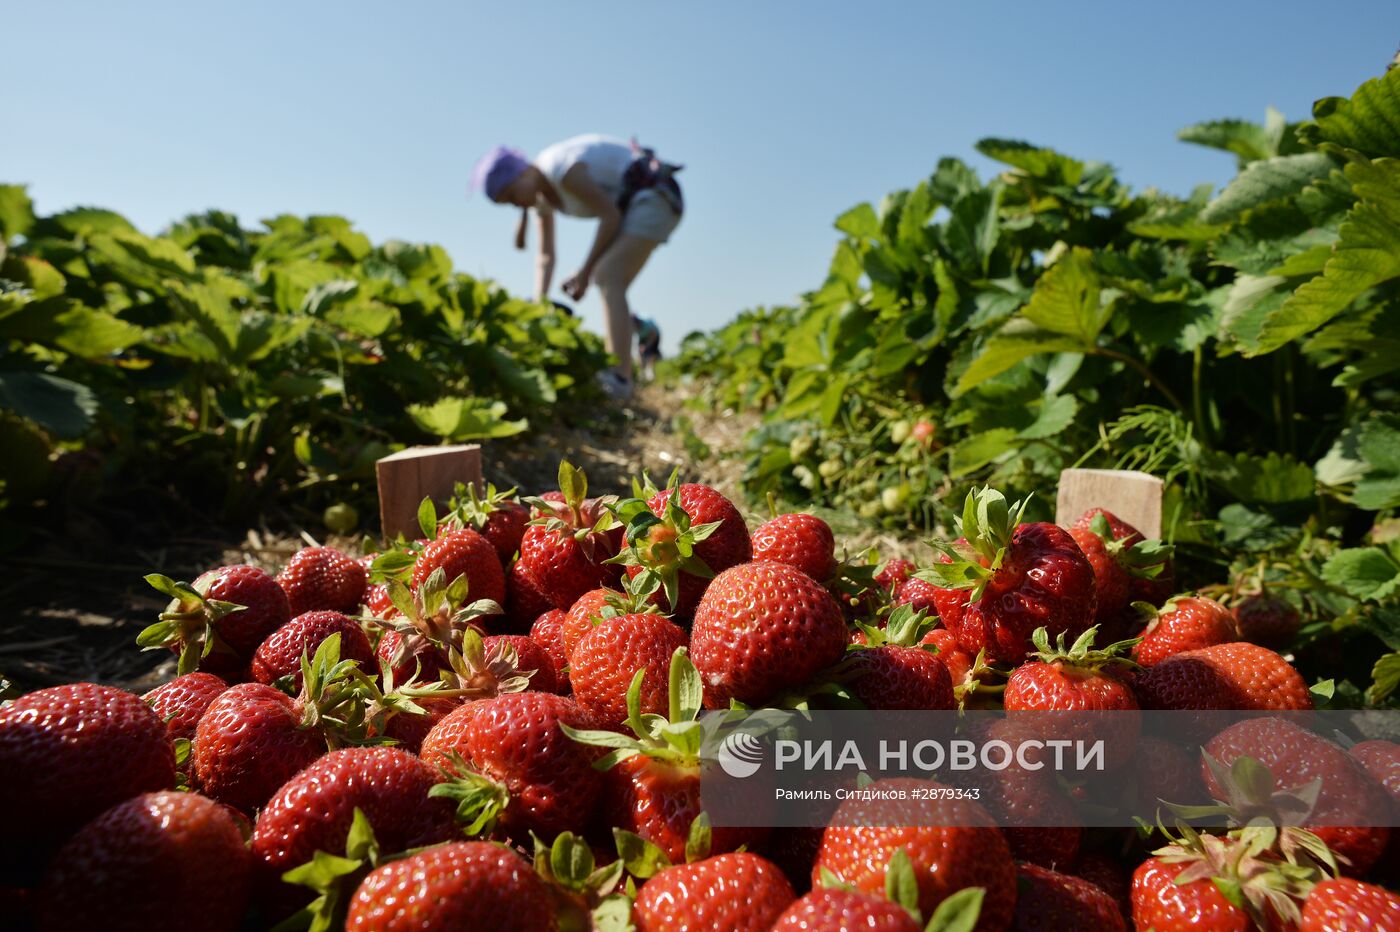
[534,206,556,301]
[558,164,621,301]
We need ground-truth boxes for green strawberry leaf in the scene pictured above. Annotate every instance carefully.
[613,828,672,879]
[684,812,712,863]
[417,496,438,540]
[885,848,922,920]
[668,648,703,724]
[924,887,984,932]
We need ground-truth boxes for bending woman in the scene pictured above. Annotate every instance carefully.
[472,135,682,399]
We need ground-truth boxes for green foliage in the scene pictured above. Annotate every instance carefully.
[0,197,608,519]
[667,66,1399,564]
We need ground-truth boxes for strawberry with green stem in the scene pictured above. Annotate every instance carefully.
[822,851,988,932]
[373,566,504,683]
[609,473,738,618]
[839,606,956,711]
[633,851,796,932]
[751,495,837,582]
[443,480,531,565]
[1132,595,1238,667]
[1068,511,1174,638]
[278,545,368,616]
[139,566,288,678]
[918,487,1097,665]
[251,609,375,688]
[563,649,767,864]
[519,461,623,609]
[1301,877,1400,931]
[530,831,630,932]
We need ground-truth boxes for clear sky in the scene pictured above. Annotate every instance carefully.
[5,2,1397,353]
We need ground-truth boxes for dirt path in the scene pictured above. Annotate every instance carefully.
[1,382,922,694]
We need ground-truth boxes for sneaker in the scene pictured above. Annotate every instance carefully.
[597,370,635,401]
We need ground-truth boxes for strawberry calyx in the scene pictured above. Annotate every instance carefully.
[374,567,503,671]
[561,647,706,768]
[611,812,714,885]
[137,572,248,675]
[428,750,512,836]
[429,628,536,699]
[1084,512,1174,580]
[1026,624,1141,672]
[853,603,938,648]
[608,472,721,613]
[532,830,630,928]
[277,807,391,932]
[443,479,520,531]
[522,460,618,554]
[1150,821,1322,928]
[818,849,986,929]
[916,486,1030,600]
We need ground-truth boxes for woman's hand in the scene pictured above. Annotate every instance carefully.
[561,269,590,301]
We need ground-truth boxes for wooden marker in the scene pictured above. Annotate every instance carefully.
[375,445,483,540]
[1055,468,1163,538]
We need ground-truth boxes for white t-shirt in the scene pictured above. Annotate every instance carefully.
[534,135,633,218]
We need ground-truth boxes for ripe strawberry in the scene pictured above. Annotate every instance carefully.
[1301,878,1400,931]
[251,609,374,687]
[380,695,459,754]
[345,840,556,932]
[485,634,560,694]
[251,746,460,922]
[1013,862,1126,932]
[1130,828,1312,931]
[192,682,326,813]
[519,464,623,609]
[690,560,848,707]
[506,560,555,630]
[561,587,623,657]
[813,778,1016,930]
[139,564,290,677]
[143,672,229,742]
[966,719,1082,871]
[0,683,176,859]
[35,791,250,932]
[771,888,919,932]
[530,608,571,691]
[924,489,1096,664]
[419,692,603,842]
[875,558,915,591]
[894,575,940,614]
[1132,641,1313,711]
[841,645,955,710]
[569,612,688,725]
[1202,717,1390,876]
[1068,527,1132,628]
[565,649,767,864]
[372,568,503,684]
[446,481,532,565]
[634,852,795,931]
[1071,507,1174,608]
[1350,739,1400,802]
[277,545,367,615]
[920,627,978,692]
[1133,596,1237,667]
[1074,852,1131,922]
[751,513,836,582]
[1233,592,1302,648]
[364,582,395,619]
[412,527,507,605]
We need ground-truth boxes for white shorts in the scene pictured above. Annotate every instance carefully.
[621,189,682,244]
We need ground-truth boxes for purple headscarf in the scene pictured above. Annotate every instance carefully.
[470,145,530,201]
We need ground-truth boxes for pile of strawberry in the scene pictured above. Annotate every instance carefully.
[1,467,1397,932]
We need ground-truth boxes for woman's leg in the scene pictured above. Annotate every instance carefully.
[593,233,658,383]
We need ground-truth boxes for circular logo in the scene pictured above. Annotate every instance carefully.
[717,731,765,779]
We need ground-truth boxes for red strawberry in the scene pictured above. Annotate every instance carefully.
[139,565,290,677]
[842,645,955,710]
[0,683,176,859]
[250,746,460,922]
[633,852,795,931]
[1133,596,1237,667]
[419,692,602,842]
[920,627,978,692]
[251,609,374,687]
[1013,862,1126,931]
[1301,878,1400,931]
[446,481,532,565]
[894,575,941,614]
[1202,718,1390,877]
[771,888,919,932]
[506,560,555,630]
[564,649,767,864]
[372,569,503,684]
[485,634,559,694]
[967,719,1082,871]
[143,672,229,742]
[1071,508,1174,607]
[192,682,326,813]
[690,561,848,707]
[1068,527,1132,629]
[813,778,1016,931]
[518,463,623,609]
[569,612,688,725]
[277,546,367,615]
[751,513,836,582]
[1132,642,1313,712]
[876,558,915,591]
[345,840,556,932]
[1350,739,1400,802]
[364,582,395,619]
[1073,852,1131,922]
[926,490,1096,664]
[35,791,249,932]
[617,481,752,617]
[380,695,459,754]
[561,587,623,657]
[1131,856,1254,931]
[1233,592,1302,649]
[530,609,572,691]
[412,527,507,605]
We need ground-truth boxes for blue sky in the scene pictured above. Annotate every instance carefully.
[5,2,1397,352]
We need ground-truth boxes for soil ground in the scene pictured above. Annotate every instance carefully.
[1,381,924,695]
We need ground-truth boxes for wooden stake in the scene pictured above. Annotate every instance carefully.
[376,445,483,540]
[1055,468,1163,538]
